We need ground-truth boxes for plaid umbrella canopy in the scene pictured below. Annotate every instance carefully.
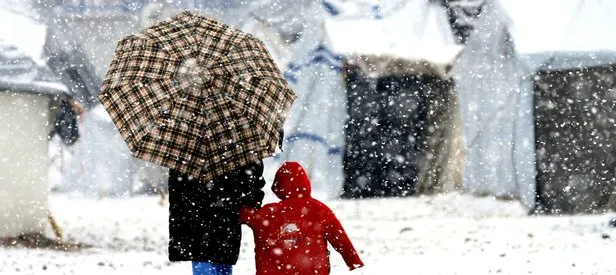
[98,11,296,183]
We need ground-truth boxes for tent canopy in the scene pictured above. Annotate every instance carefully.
[324,0,462,77]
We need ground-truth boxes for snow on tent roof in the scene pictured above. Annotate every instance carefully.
[0,8,68,95]
[500,0,616,54]
[0,8,46,64]
[324,0,462,67]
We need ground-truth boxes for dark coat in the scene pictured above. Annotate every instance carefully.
[168,161,266,264]
[49,97,80,145]
[240,162,364,274]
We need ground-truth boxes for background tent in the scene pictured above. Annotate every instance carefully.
[263,1,347,200]
[454,0,616,212]
[0,7,67,96]
[326,0,463,198]
[530,52,616,213]
[452,1,536,208]
[0,7,76,237]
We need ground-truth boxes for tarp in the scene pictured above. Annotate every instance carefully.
[532,63,616,213]
[453,1,536,208]
[59,102,165,197]
[249,1,347,199]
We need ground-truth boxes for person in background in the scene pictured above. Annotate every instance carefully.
[241,161,364,275]
[49,96,84,145]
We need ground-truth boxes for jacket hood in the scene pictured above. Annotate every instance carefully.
[272,161,312,200]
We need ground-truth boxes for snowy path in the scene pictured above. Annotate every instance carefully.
[2,193,615,275]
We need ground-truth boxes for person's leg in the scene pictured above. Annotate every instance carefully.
[216,263,233,275]
[192,261,233,275]
[192,261,216,275]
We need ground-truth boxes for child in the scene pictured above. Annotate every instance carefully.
[240,161,364,274]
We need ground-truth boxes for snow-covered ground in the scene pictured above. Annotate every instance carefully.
[2,193,615,275]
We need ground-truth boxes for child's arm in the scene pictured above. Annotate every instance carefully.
[323,209,364,270]
[239,207,258,228]
[240,205,275,229]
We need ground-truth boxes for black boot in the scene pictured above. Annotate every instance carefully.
[609,217,616,228]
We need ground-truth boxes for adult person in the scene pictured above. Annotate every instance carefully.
[168,161,266,275]
[168,129,284,275]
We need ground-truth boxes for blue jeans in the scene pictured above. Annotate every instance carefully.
[192,261,233,275]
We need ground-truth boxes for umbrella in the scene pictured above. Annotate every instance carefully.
[98,11,296,182]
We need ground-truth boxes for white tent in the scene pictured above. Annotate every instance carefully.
[62,105,134,196]
[250,1,347,200]
[325,0,463,196]
[263,0,464,199]
[0,92,54,237]
[453,0,616,210]
[0,8,68,237]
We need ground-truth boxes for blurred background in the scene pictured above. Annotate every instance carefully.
[1,0,615,274]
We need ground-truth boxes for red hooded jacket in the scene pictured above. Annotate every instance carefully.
[240,162,364,275]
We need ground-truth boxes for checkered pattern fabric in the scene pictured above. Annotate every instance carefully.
[98,11,296,183]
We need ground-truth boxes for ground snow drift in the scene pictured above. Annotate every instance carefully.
[2,193,615,275]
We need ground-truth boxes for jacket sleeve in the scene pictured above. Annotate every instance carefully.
[238,161,266,209]
[240,204,276,229]
[323,207,364,270]
[239,207,258,228]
